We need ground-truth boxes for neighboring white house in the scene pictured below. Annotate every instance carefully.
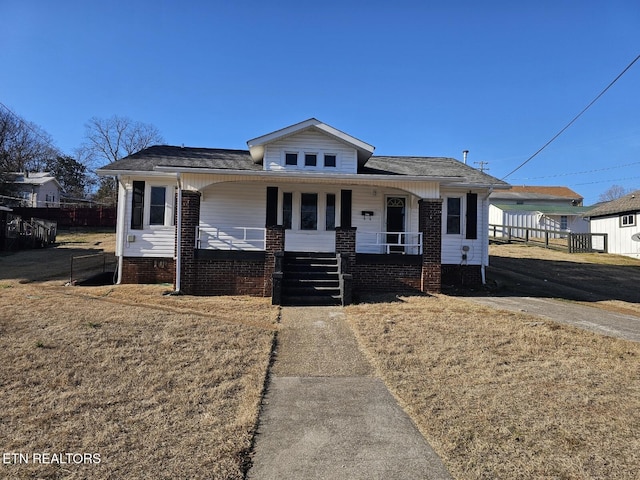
[97,118,509,303]
[489,186,590,238]
[5,172,62,207]
[586,190,640,259]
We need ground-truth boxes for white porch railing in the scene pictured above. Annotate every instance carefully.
[196,226,266,251]
[357,231,423,255]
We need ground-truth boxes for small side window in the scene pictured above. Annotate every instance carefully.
[305,154,317,167]
[285,153,298,166]
[324,154,336,167]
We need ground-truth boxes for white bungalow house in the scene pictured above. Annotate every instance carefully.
[489,186,590,239]
[586,190,640,259]
[97,118,508,304]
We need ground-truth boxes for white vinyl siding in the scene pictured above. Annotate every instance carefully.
[199,182,266,249]
[263,129,358,173]
[352,186,420,254]
[119,178,176,258]
[591,214,640,259]
[440,189,486,266]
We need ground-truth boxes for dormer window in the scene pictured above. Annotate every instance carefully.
[324,154,336,167]
[305,153,317,167]
[285,153,298,166]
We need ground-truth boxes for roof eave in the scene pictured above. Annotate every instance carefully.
[95,168,178,178]
[153,165,460,183]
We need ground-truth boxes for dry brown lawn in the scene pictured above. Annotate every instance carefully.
[0,231,278,479]
[347,295,640,479]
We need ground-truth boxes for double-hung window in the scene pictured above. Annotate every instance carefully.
[149,186,166,225]
[446,197,462,234]
[131,182,171,229]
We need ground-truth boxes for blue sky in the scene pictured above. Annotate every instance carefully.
[1,0,638,205]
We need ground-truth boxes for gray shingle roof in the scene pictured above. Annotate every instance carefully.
[362,156,508,186]
[586,190,640,217]
[98,145,260,172]
[98,145,508,187]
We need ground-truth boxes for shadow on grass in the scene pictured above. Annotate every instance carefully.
[448,255,640,304]
[0,246,114,283]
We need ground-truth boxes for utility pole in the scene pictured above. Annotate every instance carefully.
[474,161,489,173]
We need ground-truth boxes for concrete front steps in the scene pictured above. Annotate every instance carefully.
[281,252,342,306]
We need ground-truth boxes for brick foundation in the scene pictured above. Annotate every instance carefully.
[121,257,175,284]
[190,251,266,296]
[352,262,422,294]
[441,264,483,287]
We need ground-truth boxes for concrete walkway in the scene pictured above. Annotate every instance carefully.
[247,307,452,480]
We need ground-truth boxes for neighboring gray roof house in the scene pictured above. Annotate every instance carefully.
[586,190,640,218]
[3,172,62,207]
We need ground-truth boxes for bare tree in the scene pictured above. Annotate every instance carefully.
[79,115,164,205]
[0,107,59,198]
[78,115,164,167]
[598,185,631,202]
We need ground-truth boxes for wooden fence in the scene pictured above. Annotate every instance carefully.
[489,224,608,253]
[9,206,116,228]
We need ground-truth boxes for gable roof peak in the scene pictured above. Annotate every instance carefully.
[247,118,375,166]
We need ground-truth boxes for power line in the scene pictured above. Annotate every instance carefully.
[572,175,640,186]
[510,160,640,181]
[0,101,59,152]
[502,54,640,180]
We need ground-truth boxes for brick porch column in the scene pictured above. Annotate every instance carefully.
[419,198,442,293]
[264,225,285,298]
[179,190,201,294]
[335,226,356,270]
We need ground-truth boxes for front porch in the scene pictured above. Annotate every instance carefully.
[178,190,443,303]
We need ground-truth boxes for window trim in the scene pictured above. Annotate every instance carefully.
[323,153,337,168]
[446,197,462,235]
[149,186,167,226]
[304,153,318,167]
[620,214,636,227]
[285,152,298,166]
